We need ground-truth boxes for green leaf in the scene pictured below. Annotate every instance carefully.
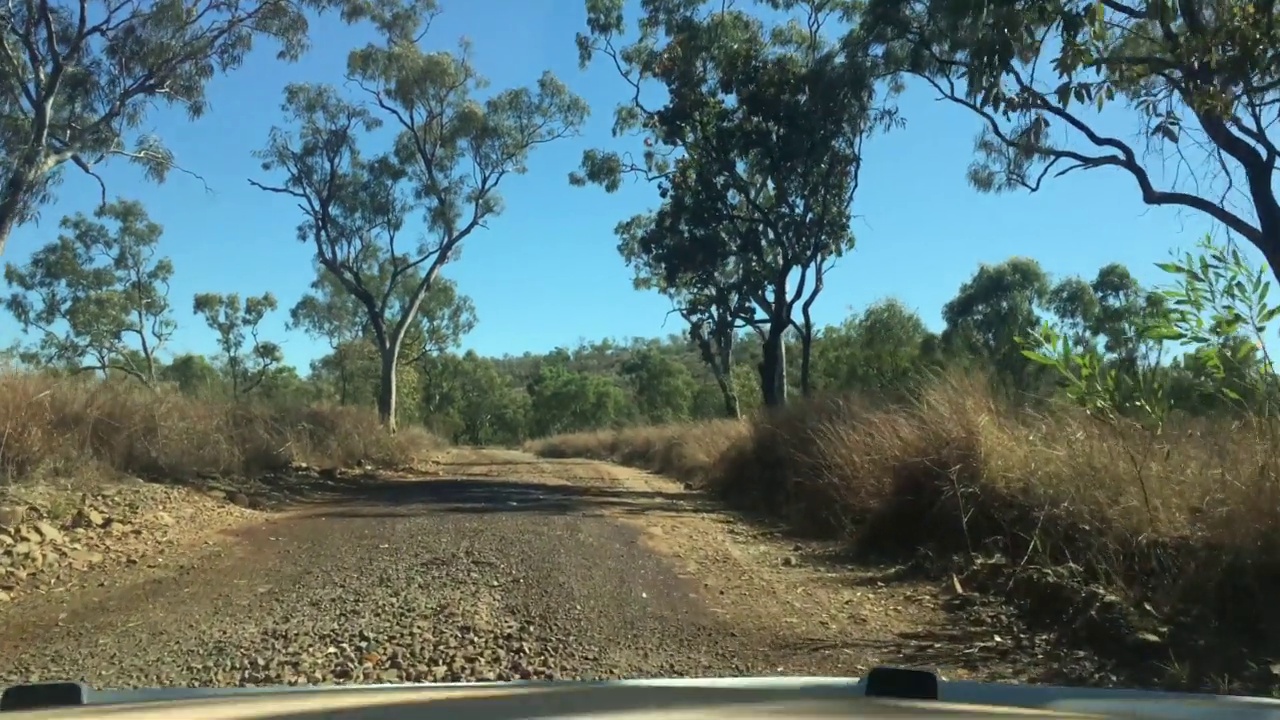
[1021,349,1059,367]
[1142,325,1185,342]
[1055,82,1072,107]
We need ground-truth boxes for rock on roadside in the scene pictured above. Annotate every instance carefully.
[0,480,261,603]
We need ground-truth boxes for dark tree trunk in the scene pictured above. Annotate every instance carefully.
[376,345,399,433]
[758,320,789,408]
[798,328,813,398]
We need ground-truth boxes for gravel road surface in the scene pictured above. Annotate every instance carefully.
[0,450,1072,689]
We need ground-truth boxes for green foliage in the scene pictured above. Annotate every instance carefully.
[812,298,936,396]
[0,0,338,255]
[574,0,898,409]
[1022,234,1280,427]
[159,353,222,397]
[8,227,1236,449]
[289,266,369,354]
[6,0,1279,455]
[621,347,697,424]
[526,362,631,438]
[1152,236,1280,416]
[942,257,1054,393]
[3,199,175,383]
[252,0,587,428]
[288,262,477,405]
[420,351,529,445]
[192,291,284,399]
[859,0,1280,277]
[5,207,1274,448]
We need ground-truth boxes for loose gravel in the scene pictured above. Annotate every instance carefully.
[0,480,769,689]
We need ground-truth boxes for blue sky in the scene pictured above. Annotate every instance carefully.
[1,0,1256,371]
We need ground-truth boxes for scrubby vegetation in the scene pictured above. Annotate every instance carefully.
[0,370,441,483]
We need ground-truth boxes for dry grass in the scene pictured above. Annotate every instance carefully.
[0,370,445,487]
[528,419,747,487]
[527,371,1280,683]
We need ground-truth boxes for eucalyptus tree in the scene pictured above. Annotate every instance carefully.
[252,0,588,430]
[860,0,1280,281]
[192,291,283,399]
[942,257,1054,393]
[288,265,367,405]
[289,260,477,406]
[0,0,335,255]
[615,212,755,417]
[573,0,897,407]
[3,199,175,383]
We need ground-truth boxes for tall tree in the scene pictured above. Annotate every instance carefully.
[942,257,1053,393]
[0,0,334,256]
[3,199,175,382]
[193,291,282,399]
[288,264,367,405]
[526,361,629,437]
[1089,264,1170,368]
[289,260,477,405]
[861,0,1280,282]
[253,0,588,431]
[1049,263,1169,369]
[617,213,753,418]
[573,0,894,408]
[419,350,529,445]
[160,352,221,396]
[807,299,931,394]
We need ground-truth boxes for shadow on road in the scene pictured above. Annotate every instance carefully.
[271,476,719,520]
[434,458,566,468]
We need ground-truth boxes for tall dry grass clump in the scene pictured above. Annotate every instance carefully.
[525,419,746,486]
[724,372,1280,674]
[0,370,444,485]
[714,373,1279,571]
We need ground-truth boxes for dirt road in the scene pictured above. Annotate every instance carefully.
[0,449,1069,689]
